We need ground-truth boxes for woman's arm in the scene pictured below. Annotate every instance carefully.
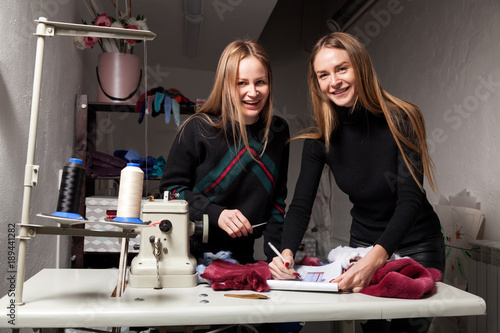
[269,248,298,280]
[270,139,326,279]
[280,139,327,254]
[375,147,425,256]
[336,143,425,291]
[332,244,389,292]
[263,117,290,261]
[159,117,226,227]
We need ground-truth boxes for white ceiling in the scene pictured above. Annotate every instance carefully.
[92,0,278,71]
[88,0,353,71]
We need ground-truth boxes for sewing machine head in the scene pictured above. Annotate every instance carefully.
[128,192,208,288]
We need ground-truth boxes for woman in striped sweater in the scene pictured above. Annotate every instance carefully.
[159,40,289,264]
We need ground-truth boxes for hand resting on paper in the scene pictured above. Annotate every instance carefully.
[331,244,389,292]
[268,249,300,280]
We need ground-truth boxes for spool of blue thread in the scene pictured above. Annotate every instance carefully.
[52,158,85,220]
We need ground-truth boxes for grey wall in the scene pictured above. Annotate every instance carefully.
[0,0,86,319]
[262,0,500,254]
[349,0,500,242]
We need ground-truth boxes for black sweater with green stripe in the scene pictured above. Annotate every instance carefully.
[159,114,290,263]
[281,107,442,257]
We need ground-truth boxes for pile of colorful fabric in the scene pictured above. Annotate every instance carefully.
[135,87,195,125]
[86,151,127,178]
[199,248,441,300]
[86,150,166,179]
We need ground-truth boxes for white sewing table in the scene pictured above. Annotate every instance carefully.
[1,269,486,332]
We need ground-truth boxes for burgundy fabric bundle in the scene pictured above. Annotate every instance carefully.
[86,151,127,178]
[360,258,442,299]
[200,259,271,292]
[295,255,322,266]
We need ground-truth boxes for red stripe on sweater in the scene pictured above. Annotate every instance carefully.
[249,148,275,188]
[273,201,284,215]
[204,147,248,194]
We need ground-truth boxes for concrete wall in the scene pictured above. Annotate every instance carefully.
[259,0,500,257]
[0,0,86,320]
[349,0,500,242]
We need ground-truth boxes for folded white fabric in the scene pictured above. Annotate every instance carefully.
[327,245,403,270]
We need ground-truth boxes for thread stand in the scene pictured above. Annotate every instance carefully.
[16,17,155,307]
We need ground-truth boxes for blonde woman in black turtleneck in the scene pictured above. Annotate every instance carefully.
[269,32,444,333]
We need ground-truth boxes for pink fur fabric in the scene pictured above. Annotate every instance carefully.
[200,259,271,292]
[360,258,442,299]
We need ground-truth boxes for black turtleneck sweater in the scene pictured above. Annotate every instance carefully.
[160,114,290,263]
[281,108,442,257]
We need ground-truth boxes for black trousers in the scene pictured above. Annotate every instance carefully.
[350,235,446,333]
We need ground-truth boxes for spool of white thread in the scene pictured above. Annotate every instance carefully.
[114,163,144,223]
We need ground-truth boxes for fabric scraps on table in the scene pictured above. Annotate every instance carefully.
[201,251,238,265]
[360,258,442,299]
[200,259,271,292]
[196,251,238,284]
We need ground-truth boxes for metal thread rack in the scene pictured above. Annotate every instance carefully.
[16,17,156,306]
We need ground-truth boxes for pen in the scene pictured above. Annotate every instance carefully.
[268,242,288,268]
[251,222,267,228]
[268,242,302,279]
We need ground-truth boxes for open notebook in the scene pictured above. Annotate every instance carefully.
[267,261,342,292]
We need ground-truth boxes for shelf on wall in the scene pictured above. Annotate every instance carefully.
[88,102,195,114]
[91,176,162,180]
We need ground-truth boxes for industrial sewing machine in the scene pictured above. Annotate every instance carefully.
[127,193,209,289]
[31,193,209,294]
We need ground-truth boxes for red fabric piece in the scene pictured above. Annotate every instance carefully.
[295,255,322,266]
[135,87,164,113]
[200,259,271,292]
[167,88,189,104]
[166,88,195,107]
[360,258,442,299]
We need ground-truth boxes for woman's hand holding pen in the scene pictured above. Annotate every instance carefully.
[332,244,389,292]
[218,209,252,238]
[268,248,299,280]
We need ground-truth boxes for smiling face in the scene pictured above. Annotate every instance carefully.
[313,47,357,108]
[236,56,270,124]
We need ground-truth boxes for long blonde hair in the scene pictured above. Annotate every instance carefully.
[182,39,273,156]
[299,32,436,192]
